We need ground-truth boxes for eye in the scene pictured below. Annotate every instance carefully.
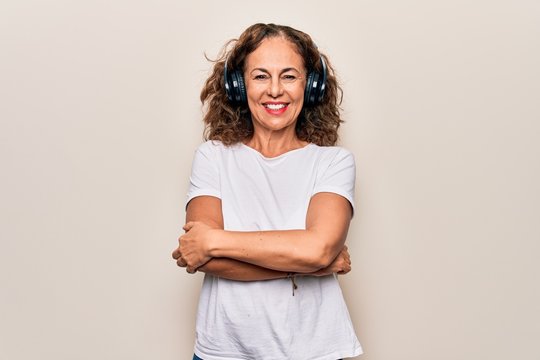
[253,74,269,80]
[281,74,298,83]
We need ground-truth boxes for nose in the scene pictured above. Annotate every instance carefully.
[267,76,283,98]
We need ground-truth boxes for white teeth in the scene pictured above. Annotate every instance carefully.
[265,103,286,110]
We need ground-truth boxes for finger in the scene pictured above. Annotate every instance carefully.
[183,222,195,231]
[339,260,350,273]
[186,266,197,274]
[172,249,181,259]
[177,257,187,267]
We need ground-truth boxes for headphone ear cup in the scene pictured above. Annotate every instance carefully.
[224,66,235,103]
[230,70,241,103]
[227,70,247,105]
[304,71,314,106]
[235,71,247,104]
[304,56,327,107]
[304,71,318,107]
[224,68,233,102]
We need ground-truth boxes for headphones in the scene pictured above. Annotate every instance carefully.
[224,55,327,107]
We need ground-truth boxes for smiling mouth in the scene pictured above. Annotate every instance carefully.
[263,103,288,110]
[263,102,289,115]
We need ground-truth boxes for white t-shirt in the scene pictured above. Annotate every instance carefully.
[186,140,362,360]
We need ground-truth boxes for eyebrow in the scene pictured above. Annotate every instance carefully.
[250,67,302,75]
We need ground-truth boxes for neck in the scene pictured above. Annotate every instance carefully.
[244,130,308,158]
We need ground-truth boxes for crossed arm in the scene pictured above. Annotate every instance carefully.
[172,192,353,281]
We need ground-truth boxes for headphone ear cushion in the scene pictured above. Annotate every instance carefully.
[304,56,327,107]
[313,71,322,105]
[224,67,233,102]
[229,70,247,104]
[304,71,314,106]
[304,71,319,106]
[235,71,247,104]
[230,70,240,103]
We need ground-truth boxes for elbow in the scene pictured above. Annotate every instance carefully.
[297,227,347,271]
[316,251,336,269]
[301,244,336,272]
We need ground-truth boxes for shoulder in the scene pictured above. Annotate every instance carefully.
[307,144,355,165]
[194,140,242,157]
[195,140,225,153]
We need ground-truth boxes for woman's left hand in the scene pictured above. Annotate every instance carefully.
[172,221,216,273]
[310,245,352,277]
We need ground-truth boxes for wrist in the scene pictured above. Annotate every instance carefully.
[207,229,225,257]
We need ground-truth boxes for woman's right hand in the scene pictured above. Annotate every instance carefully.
[310,245,351,276]
[173,221,218,273]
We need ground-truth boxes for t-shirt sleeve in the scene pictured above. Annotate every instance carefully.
[185,142,221,209]
[313,148,356,215]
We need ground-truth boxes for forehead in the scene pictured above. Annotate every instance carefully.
[245,37,305,70]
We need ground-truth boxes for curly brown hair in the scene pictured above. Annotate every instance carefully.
[200,23,344,146]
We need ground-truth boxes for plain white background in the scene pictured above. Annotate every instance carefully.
[1,0,539,359]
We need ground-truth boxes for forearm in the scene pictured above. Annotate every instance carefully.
[198,252,350,281]
[208,229,337,273]
[203,193,351,273]
[197,257,290,281]
[179,193,351,274]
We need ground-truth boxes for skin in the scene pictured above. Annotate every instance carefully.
[243,36,308,157]
[174,196,351,281]
[172,36,353,279]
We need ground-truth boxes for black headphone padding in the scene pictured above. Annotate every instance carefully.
[304,70,319,106]
[224,59,247,104]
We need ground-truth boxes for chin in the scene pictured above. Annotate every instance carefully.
[263,119,296,131]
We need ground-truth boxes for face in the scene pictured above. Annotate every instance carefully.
[244,37,306,136]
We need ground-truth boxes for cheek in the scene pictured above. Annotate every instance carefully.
[246,84,260,110]
[246,99,258,117]
[246,80,264,97]
[291,83,306,104]
[294,89,305,108]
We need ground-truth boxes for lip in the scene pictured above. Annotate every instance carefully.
[263,102,289,115]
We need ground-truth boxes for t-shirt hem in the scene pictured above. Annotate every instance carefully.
[194,344,363,360]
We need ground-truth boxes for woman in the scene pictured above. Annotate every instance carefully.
[172,23,362,360]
